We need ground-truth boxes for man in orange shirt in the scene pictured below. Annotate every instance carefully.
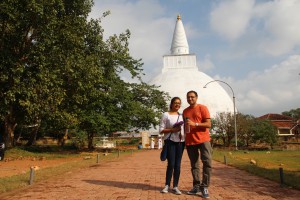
[183,90,212,199]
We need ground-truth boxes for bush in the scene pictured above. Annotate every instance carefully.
[71,130,87,149]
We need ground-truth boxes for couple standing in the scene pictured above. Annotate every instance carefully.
[159,90,212,199]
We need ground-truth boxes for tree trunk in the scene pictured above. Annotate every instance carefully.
[4,114,17,148]
[221,136,226,147]
[58,129,69,147]
[88,132,94,150]
[226,132,234,147]
[14,128,22,145]
[26,124,40,146]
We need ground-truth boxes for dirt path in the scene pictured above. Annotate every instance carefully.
[0,150,299,200]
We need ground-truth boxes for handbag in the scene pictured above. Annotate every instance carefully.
[160,138,170,161]
[160,113,181,161]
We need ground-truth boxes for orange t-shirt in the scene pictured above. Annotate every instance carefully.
[183,104,211,146]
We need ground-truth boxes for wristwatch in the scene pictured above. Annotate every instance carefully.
[195,123,199,127]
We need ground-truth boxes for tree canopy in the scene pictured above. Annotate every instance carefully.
[212,112,278,147]
[0,0,169,148]
[282,108,300,120]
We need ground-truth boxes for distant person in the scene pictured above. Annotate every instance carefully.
[0,142,5,161]
[150,138,155,149]
[0,126,4,161]
[138,143,143,149]
[159,97,185,195]
[183,90,212,199]
[158,138,163,149]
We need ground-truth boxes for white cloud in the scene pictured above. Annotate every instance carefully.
[210,0,300,58]
[198,54,215,72]
[210,0,254,40]
[254,0,300,56]
[232,55,300,116]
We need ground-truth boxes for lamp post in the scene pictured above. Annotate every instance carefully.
[203,80,238,150]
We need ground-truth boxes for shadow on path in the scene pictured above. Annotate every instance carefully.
[83,179,160,191]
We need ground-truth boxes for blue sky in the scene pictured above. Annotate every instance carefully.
[90,0,300,117]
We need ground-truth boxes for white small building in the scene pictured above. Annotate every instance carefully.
[94,137,116,149]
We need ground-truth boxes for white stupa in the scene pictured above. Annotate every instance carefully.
[149,15,234,118]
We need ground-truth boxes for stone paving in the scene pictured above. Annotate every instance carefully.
[0,150,299,200]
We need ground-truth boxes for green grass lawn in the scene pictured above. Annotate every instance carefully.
[213,149,300,190]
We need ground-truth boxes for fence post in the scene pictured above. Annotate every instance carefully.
[224,155,227,165]
[279,167,284,186]
[29,167,35,185]
[118,149,120,158]
[97,154,100,164]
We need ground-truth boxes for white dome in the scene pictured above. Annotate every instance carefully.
[149,68,234,118]
[149,15,234,118]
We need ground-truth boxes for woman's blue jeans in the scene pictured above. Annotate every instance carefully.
[165,140,185,187]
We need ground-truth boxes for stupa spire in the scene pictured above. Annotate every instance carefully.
[170,15,189,55]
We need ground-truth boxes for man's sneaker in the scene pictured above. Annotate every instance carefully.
[161,185,169,193]
[201,187,210,199]
[187,185,201,195]
[172,187,182,195]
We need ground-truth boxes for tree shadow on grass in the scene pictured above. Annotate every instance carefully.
[83,179,160,191]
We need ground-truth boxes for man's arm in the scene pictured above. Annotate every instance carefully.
[187,118,211,128]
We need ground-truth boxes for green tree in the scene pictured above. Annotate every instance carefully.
[0,0,76,146]
[212,112,233,146]
[251,119,278,147]
[237,114,256,147]
[67,25,168,149]
[213,112,278,148]
[237,113,277,147]
[1,0,169,149]
[282,108,300,120]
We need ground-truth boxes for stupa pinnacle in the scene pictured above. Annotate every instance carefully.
[170,15,189,55]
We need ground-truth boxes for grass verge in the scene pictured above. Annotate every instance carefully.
[212,149,300,190]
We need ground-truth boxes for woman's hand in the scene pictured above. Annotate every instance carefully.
[172,126,181,133]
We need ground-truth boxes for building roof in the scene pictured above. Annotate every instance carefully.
[272,121,296,129]
[258,113,296,129]
[258,113,293,121]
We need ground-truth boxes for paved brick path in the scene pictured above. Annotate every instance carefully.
[0,150,299,200]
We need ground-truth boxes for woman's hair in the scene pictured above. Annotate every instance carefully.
[169,97,181,110]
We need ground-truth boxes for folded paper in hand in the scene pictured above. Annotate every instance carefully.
[173,121,184,127]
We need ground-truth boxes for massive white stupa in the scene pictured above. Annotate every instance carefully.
[149,15,234,118]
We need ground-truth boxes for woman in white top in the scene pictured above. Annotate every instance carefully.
[159,97,185,195]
